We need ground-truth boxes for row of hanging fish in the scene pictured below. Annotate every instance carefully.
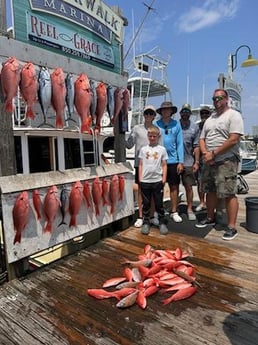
[12,175,125,245]
[0,56,130,133]
[87,244,199,308]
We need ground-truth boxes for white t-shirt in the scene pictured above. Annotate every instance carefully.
[200,108,244,162]
[139,144,168,183]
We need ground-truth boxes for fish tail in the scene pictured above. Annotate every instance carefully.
[69,215,77,227]
[81,122,91,134]
[44,222,52,233]
[13,231,21,244]
[110,203,114,215]
[26,107,35,120]
[56,116,64,129]
[95,205,100,216]
[4,100,14,113]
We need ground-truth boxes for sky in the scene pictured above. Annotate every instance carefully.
[105,0,258,135]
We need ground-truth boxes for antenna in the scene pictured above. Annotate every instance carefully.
[123,0,156,62]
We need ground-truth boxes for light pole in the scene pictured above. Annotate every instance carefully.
[228,45,258,79]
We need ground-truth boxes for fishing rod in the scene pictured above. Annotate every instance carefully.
[123,0,156,62]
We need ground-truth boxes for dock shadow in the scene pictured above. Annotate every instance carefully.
[223,310,258,345]
[165,203,212,238]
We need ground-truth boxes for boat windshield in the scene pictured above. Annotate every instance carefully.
[240,141,257,152]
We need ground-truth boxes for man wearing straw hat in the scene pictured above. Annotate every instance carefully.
[155,101,184,223]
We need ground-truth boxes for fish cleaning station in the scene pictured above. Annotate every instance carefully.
[0,1,258,345]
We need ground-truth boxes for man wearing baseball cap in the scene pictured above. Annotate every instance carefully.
[155,101,184,223]
[126,105,159,228]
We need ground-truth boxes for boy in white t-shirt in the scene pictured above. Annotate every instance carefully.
[138,125,168,235]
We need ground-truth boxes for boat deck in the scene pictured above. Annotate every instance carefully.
[0,171,258,345]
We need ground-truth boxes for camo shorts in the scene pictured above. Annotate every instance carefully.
[200,159,238,198]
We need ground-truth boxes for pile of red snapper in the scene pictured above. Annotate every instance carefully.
[87,244,199,308]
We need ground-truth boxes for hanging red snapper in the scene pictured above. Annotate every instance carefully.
[43,185,60,233]
[101,178,109,206]
[109,175,119,214]
[32,189,42,220]
[13,191,30,244]
[51,67,66,129]
[74,73,92,133]
[92,177,102,216]
[83,180,92,209]
[95,82,107,133]
[118,175,125,201]
[111,87,123,125]
[19,62,38,120]
[1,56,20,113]
[69,181,83,227]
[122,88,130,120]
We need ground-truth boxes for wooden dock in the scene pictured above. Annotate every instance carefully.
[0,171,258,345]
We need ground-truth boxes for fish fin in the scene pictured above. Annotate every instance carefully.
[26,107,35,120]
[13,231,21,244]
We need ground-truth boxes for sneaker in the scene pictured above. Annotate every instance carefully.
[159,223,168,235]
[187,212,196,221]
[222,228,238,241]
[134,218,143,228]
[195,204,206,212]
[141,223,150,235]
[170,212,182,223]
[195,218,215,228]
[150,217,159,226]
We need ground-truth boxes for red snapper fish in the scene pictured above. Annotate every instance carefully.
[32,189,42,220]
[83,180,92,209]
[1,56,20,113]
[74,73,92,133]
[111,87,123,125]
[109,174,119,214]
[122,88,130,120]
[69,181,83,227]
[43,185,60,232]
[51,67,66,129]
[101,178,109,206]
[12,191,30,244]
[19,62,38,120]
[94,82,107,133]
[118,175,125,201]
[92,177,102,216]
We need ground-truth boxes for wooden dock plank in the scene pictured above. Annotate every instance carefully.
[0,170,258,344]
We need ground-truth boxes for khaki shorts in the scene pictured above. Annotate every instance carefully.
[181,166,196,186]
[201,159,238,198]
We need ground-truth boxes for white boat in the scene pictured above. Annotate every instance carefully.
[240,140,258,173]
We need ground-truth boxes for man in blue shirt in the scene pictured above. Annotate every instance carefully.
[156,101,184,222]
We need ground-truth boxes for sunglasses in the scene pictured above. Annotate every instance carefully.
[200,111,210,116]
[212,95,225,102]
[181,110,191,114]
[144,111,155,116]
[164,125,168,135]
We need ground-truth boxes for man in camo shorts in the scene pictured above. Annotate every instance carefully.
[195,89,244,241]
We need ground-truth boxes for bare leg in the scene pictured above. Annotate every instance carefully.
[184,184,194,213]
[206,191,217,220]
[170,184,179,213]
[225,195,238,228]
